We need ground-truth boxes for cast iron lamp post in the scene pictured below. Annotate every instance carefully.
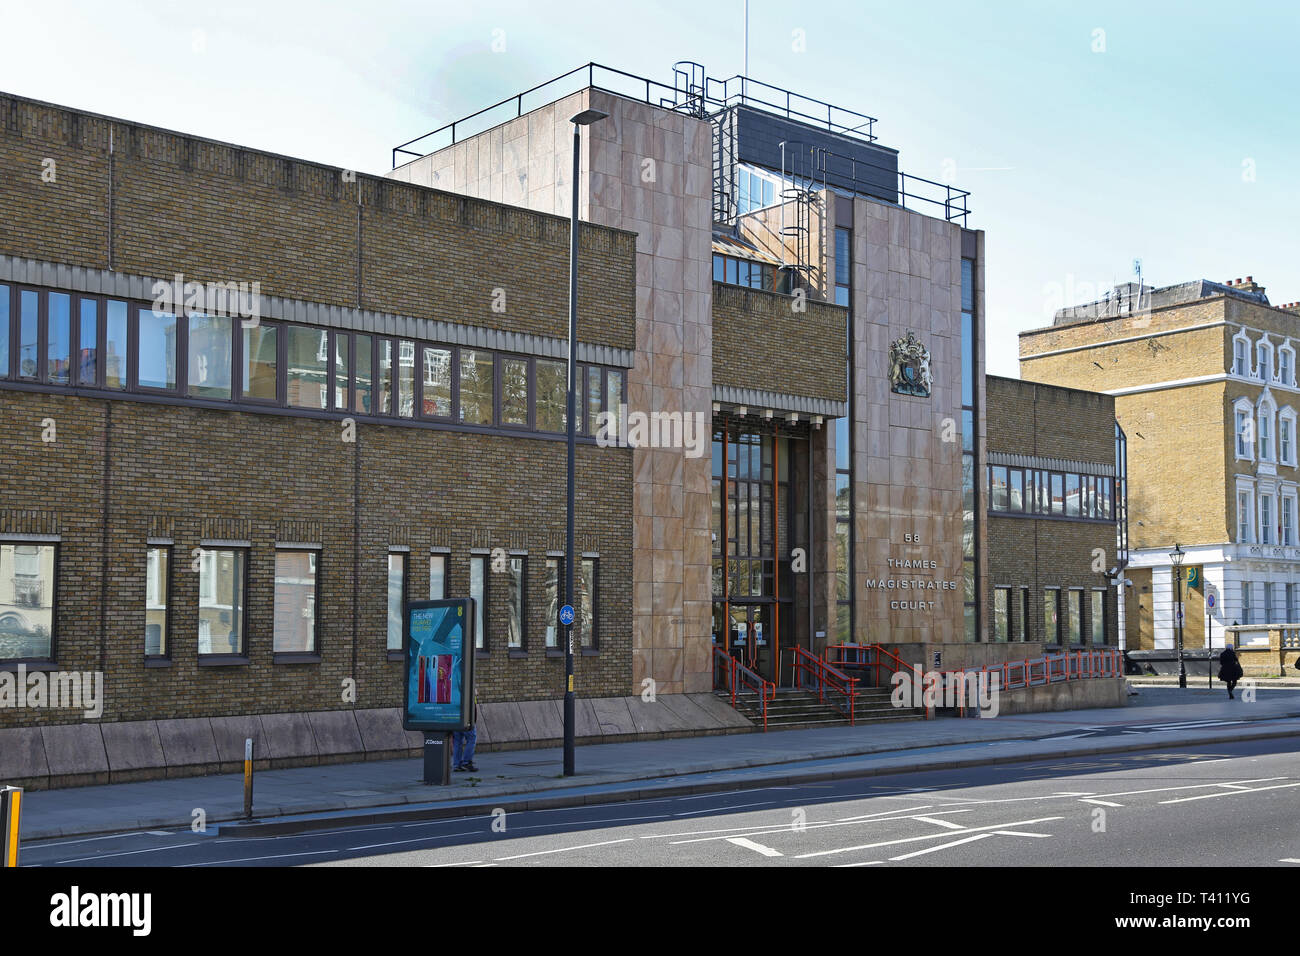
[1170,543,1186,688]
[563,107,608,777]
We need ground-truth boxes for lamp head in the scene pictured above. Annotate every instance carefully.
[571,109,609,127]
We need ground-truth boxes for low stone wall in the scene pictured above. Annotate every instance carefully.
[0,694,754,791]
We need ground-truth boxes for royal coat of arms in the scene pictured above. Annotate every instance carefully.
[889,331,932,398]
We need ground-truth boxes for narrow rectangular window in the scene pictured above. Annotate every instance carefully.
[713,255,725,283]
[386,552,406,652]
[47,292,71,384]
[145,546,170,657]
[1065,474,1081,517]
[1261,494,1274,545]
[187,314,233,399]
[535,359,566,432]
[0,543,56,660]
[421,346,452,417]
[545,557,562,649]
[198,548,247,656]
[334,332,350,410]
[990,466,1008,511]
[1264,582,1275,623]
[993,588,1010,641]
[459,349,493,425]
[470,555,488,650]
[137,308,178,390]
[1050,474,1064,514]
[1068,589,1084,643]
[1239,490,1252,543]
[586,366,602,436]
[242,324,278,401]
[286,327,329,409]
[17,289,38,379]
[377,339,394,414]
[578,556,598,649]
[1018,586,1030,641]
[0,284,9,378]
[507,555,525,649]
[502,357,529,426]
[429,554,446,600]
[78,298,98,385]
[396,340,415,417]
[274,550,318,654]
[1242,582,1253,624]
[1044,590,1061,644]
[606,370,624,436]
[354,334,373,413]
[1091,590,1106,645]
[104,300,127,389]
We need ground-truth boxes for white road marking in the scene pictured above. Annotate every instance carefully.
[726,837,783,857]
[56,842,202,864]
[672,801,776,817]
[833,860,885,867]
[493,838,633,861]
[1280,859,1300,864]
[890,833,994,860]
[427,860,481,867]
[993,830,1052,838]
[31,832,154,849]
[794,817,1065,859]
[178,849,338,866]
[1079,799,1124,807]
[1159,782,1300,804]
[349,832,478,851]
[664,808,976,846]
[911,816,970,830]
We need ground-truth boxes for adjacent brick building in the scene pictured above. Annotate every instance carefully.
[1021,276,1300,656]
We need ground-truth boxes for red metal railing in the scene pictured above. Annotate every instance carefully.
[791,647,857,724]
[825,643,915,689]
[713,646,775,731]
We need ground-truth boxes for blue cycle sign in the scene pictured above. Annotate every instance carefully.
[560,604,576,626]
[1207,593,1217,610]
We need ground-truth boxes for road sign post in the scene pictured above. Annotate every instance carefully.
[1206,592,1217,689]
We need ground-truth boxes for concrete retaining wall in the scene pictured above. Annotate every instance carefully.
[0,694,754,790]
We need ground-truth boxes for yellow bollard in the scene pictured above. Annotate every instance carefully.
[1,786,22,867]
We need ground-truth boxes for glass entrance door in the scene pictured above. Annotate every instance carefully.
[728,604,773,676]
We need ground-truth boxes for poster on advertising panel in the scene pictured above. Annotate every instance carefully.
[402,598,475,731]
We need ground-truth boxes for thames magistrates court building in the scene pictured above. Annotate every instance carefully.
[0,63,1123,787]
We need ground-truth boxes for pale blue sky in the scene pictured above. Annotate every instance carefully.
[3,0,1296,376]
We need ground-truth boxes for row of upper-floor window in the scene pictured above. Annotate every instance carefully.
[1235,482,1299,546]
[1233,396,1297,465]
[0,283,627,436]
[0,541,599,664]
[1232,330,1297,386]
[988,465,1116,521]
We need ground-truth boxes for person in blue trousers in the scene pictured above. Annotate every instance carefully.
[453,689,479,772]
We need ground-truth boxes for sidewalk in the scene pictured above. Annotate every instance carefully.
[18,689,1300,840]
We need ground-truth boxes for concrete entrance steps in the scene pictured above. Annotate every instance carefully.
[718,687,925,729]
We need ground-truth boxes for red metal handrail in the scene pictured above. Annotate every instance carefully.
[791,647,857,724]
[825,643,913,689]
[713,646,774,731]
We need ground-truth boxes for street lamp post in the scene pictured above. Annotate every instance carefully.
[1170,543,1186,689]
[563,108,608,778]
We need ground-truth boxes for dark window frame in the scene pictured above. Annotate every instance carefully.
[0,539,60,665]
[469,553,490,655]
[272,547,321,661]
[196,545,251,664]
[144,544,172,662]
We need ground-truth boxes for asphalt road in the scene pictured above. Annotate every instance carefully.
[23,736,1300,868]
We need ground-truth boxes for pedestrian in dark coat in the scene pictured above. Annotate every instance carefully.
[1218,644,1244,699]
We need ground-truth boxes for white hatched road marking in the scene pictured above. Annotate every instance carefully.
[1159,782,1300,804]
[726,837,783,857]
[911,816,971,830]
[794,816,1065,860]
[1079,799,1124,807]
[890,832,994,860]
